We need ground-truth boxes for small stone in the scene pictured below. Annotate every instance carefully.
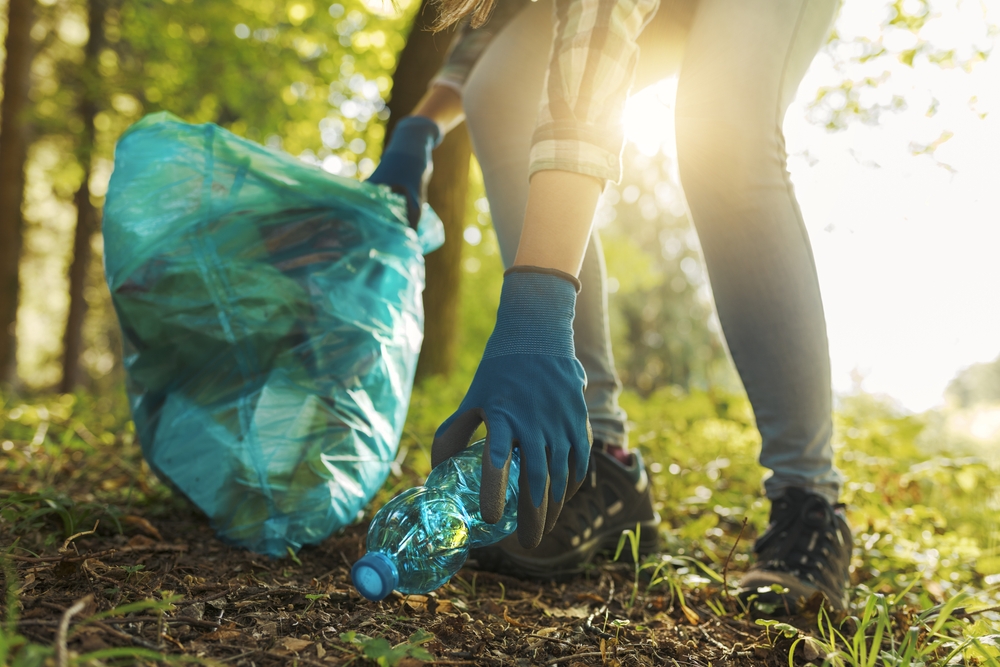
[801,636,822,661]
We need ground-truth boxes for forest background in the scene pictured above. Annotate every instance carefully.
[1,0,999,664]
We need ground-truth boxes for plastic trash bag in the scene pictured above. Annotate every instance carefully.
[103,112,444,557]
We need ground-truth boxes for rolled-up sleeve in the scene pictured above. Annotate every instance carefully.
[530,0,659,182]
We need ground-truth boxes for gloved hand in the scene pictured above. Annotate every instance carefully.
[367,115,442,227]
[432,266,592,549]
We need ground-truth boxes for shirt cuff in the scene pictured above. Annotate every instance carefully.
[428,73,466,95]
[528,127,624,184]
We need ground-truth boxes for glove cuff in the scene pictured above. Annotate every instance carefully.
[504,265,582,293]
[385,116,443,158]
[484,269,578,360]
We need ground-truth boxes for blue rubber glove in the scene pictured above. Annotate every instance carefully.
[432,266,592,549]
[367,116,442,227]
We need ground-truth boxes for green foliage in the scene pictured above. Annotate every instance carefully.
[0,491,121,543]
[834,393,1000,596]
[3,381,1000,663]
[613,522,644,608]
[0,553,193,666]
[947,354,1000,408]
[0,391,174,553]
[339,629,434,666]
[799,589,996,667]
[812,0,992,133]
[16,0,422,389]
[602,145,738,395]
[756,618,799,644]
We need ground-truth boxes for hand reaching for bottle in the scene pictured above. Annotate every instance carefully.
[431,266,593,549]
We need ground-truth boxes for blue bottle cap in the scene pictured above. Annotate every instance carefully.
[351,552,398,601]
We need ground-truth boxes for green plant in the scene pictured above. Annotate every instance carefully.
[755,619,799,647]
[0,555,197,666]
[614,522,644,608]
[803,590,987,667]
[338,629,434,667]
[0,491,122,543]
[0,554,36,667]
[286,546,302,566]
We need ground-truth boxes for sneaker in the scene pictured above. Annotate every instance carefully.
[738,488,853,614]
[471,445,661,579]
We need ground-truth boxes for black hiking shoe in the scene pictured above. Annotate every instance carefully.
[471,445,660,579]
[738,488,853,614]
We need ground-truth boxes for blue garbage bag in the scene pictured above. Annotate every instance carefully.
[103,112,444,556]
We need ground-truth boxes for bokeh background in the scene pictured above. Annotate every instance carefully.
[3,0,998,451]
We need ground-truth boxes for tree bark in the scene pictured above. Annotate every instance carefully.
[417,127,471,379]
[59,0,107,392]
[0,0,35,384]
[386,1,471,381]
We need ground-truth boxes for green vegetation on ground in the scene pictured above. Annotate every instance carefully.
[2,384,998,665]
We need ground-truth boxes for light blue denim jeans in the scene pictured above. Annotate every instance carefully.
[461,0,843,503]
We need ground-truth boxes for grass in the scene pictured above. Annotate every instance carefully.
[1,384,999,665]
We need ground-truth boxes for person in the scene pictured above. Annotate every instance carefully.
[367,0,853,613]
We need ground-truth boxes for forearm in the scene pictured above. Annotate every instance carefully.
[513,170,603,276]
[410,84,465,136]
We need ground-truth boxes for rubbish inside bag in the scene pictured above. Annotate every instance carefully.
[103,112,444,557]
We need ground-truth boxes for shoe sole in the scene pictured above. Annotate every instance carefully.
[473,514,661,580]
[737,570,848,615]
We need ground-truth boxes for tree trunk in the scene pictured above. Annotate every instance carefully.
[386,1,471,381]
[59,0,106,392]
[418,128,471,379]
[0,0,35,384]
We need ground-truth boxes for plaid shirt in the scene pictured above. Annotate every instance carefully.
[432,0,660,183]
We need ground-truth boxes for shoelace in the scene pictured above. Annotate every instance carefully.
[754,495,846,588]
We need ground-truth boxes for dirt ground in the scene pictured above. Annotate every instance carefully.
[1,497,829,667]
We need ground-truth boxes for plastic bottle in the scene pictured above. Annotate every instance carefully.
[351,439,519,600]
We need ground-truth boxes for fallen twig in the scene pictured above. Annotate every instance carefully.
[59,521,100,554]
[5,543,187,563]
[57,595,92,667]
[584,606,614,639]
[722,517,748,599]
[542,649,635,666]
[98,615,221,629]
[527,633,580,647]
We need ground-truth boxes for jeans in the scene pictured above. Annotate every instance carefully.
[462,0,843,502]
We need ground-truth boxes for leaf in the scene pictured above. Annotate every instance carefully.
[281,637,313,652]
[362,637,409,667]
[535,600,591,618]
[122,515,163,540]
[408,646,434,661]
[407,628,434,645]
[202,628,244,642]
[681,604,700,625]
[772,622,799,638]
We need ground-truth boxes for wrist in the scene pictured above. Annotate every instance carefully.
[386,116,443,157]
[504,265,581,293]
[484,270,578,360]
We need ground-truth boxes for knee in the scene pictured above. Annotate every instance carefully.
[675,89,745,192]
[673,80,781,203]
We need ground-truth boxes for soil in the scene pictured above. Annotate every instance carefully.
[1,502,819,667]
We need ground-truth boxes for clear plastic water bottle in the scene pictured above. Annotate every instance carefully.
[351,439,519,600]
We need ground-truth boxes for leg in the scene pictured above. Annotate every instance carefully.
[675,0,852,613]
[675,0,841,503]
[463,1,628,447]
